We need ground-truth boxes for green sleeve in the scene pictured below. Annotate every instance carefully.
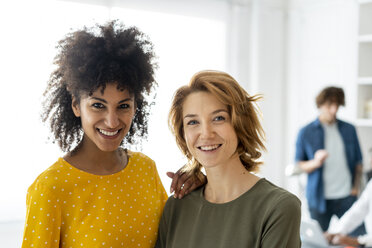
[261,194,302,248]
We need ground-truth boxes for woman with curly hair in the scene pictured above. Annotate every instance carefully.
[21,21,202,248]
[156,70,301,248]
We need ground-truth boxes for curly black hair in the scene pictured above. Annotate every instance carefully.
[42,20,158,152]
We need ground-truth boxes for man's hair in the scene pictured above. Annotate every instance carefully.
[316,86,345,108]
[168,70,265,179]
[42,20,157,152]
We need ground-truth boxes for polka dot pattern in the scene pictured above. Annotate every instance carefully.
[22,151,168,248]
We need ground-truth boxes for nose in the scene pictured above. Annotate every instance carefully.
[104,109,120,128]
[330,105,338,115]
[200,123,214,139]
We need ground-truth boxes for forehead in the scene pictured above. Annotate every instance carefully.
[182,91,227,115]
[88,83,133,98]
[321,101,339,107]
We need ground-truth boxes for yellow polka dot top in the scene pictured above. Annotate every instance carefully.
[22,151,168,248]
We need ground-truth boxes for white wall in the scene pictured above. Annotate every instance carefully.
[286,0,359,165]
[226,0,290,186]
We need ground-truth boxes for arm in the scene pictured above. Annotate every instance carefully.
[295,128,327,174]
[330,233,372,247]
[329,180,372,235]
[21,185,61,248]
[261,194,302,248]
[155,214,166,248]
[155,199,171,248]
[352,126,364,195]
[298,149,328,174]
[351,164,363,196]
[330,235,360,246]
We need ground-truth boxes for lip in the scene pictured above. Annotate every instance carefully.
[97,128,122,139]
[197,144,222,152]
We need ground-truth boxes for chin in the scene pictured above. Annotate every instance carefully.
[198,161,218,169]
[97,144,121,152]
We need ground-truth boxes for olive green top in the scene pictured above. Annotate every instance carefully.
[156,178,301,248]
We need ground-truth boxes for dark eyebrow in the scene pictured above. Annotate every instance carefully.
[90,97,133,104]
[183,109,228,120]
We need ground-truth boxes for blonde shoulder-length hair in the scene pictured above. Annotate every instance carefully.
[168,70,265,179]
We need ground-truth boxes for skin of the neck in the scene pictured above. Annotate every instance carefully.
[66,135,127,175]
[318,114,337,125]
[203,153,260,204]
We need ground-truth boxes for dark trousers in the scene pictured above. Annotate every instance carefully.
[309,195,366,236]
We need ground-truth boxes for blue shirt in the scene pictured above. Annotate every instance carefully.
[295,118,362,213]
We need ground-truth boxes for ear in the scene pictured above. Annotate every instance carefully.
[71,96,81,117]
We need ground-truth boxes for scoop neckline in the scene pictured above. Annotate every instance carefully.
[199,178,266,207]
[59,150,133,177]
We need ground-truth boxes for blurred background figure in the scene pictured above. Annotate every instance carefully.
[326,179,372,247]
[295,86,365,235]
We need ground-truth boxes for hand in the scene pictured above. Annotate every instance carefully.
[331,234,360,246]
[313,149,328,168]
[350,187,359,196]
[324,232,335,244]
[167,169,207,199]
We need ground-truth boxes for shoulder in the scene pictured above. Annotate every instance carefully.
[160,189,201,222]
[128,151,155,166]
[296,119,321,141]
[299,119,320,134]
[248,179,301,230]
[27,158,66,195]
[163,187,202,211]
[127,151,163,182]
[255,179,301,210]
[337,119,356,130]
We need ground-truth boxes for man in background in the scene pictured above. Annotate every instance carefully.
[295,86,365,234]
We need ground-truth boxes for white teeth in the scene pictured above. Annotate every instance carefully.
[200,145,220,151]
[99,129,119,136]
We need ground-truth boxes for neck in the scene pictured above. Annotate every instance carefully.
[64,136,127,175]
[203,157,260,203]
[319,115,336,125]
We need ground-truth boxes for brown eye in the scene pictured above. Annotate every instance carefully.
[119,103,130,109]
[92,103,105,109]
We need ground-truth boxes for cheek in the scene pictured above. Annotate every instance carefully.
[184,129,196,150]
[123,114,134,124]
[226,128,239,147]
[79,112,95,126]
[120,110,135,126]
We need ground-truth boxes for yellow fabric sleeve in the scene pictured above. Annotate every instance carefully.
[22,181,62,247]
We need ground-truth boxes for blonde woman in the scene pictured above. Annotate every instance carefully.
[156,70,301,248]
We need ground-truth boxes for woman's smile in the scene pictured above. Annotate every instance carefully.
[97,128,122,139]
[198,144,222,152]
